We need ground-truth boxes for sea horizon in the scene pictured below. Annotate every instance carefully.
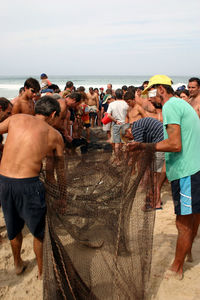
[0,74,191,99]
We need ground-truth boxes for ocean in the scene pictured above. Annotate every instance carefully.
[0,75,189,100]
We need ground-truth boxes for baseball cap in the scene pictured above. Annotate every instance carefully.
[142,75,173,95]
[40,73,47,78]
[100,87,104,90]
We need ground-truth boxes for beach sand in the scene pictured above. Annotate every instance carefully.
[0,183,200,300]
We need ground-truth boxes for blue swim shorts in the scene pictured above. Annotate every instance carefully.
[171,170,200,215]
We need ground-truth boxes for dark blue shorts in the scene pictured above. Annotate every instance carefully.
[0,174,46,240]
[171,170,200,215]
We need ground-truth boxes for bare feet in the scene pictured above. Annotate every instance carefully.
[15,260,28,275]
[164,269,183,280]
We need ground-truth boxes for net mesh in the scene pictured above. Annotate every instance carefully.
[41,128,156,300]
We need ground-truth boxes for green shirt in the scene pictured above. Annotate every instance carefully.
[163,97,200,181]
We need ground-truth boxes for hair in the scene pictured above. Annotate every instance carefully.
[127,86,136,93]
[124,91,135,101]
[19,87,25,94]
[180,89,189,97]
[48,84,60,93]
[79,92,88,101]
[115,89,123,99]
[77,86,85,92]
[89,87,93,91]
[142,81,149,86]
[175,90,181,97]
[35,95,61,117]
[106,89,112,95]
[188,77,200,86]
[65,81,74,89]
[24,77,40,92]
[122,85,128,92]
[94,88,99,92]
[67,92,82,103]
[0,97,12,111]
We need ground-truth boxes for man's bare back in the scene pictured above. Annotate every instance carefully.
[12,96,35,115]
[0,114,64,178]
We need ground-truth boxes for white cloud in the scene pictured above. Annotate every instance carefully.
[0,0,200,75]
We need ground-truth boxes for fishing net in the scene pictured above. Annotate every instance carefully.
[41,128,156,300]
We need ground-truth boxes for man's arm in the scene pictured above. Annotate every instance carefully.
[155,124,181,152]
[12,101,21,114]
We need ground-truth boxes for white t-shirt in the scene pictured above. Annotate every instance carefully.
[107,100,129,123]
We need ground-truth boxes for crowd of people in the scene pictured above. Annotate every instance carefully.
[0,73,200,282]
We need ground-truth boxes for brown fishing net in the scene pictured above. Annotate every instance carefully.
[41,128,156,300]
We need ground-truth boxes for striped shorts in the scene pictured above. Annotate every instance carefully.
[171,170,200,215]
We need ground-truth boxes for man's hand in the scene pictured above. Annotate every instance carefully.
[126,141,143,152]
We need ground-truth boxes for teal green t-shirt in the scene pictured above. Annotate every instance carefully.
[163,97,200,181]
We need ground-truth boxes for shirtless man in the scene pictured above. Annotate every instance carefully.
[12,78,40,115]
[187,77,200,117]
[0,96,64,278]
[52,95,73,144]
[124,91,147,123]
[87,87,99,128]
[107,83,115,96]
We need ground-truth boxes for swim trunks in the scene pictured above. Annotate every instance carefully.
[0,174,46,240]
[171,170,200,215]
[88,105,97,117]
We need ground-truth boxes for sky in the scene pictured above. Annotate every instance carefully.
[0,0,200,76]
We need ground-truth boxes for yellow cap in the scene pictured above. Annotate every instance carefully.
[142,74,173,95]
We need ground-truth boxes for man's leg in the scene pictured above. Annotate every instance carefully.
[186,213,200,262]
[10,232,25,275]
[168,214,194,277]
[33,237,43,279]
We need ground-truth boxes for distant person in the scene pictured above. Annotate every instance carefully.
[142,81,149,89]
[12,78,40,115]
[188,77,200,117]
[61,81,74,98]
[0,96,64,279]
[87,87,99,128]
[122,85,128,96]
[107,89,129,165]
[107,83,115,96]
[179,89,190,103]
[40,73,52,93]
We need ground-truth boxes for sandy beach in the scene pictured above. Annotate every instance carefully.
[0,183,200,300]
